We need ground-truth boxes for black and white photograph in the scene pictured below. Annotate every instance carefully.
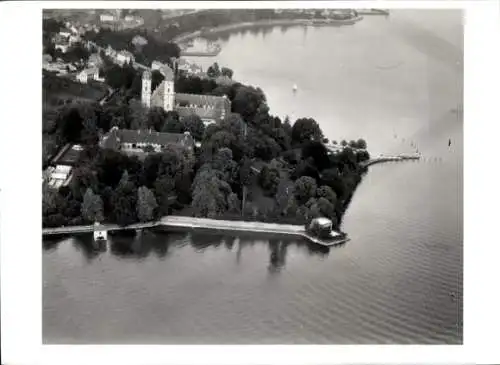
[1,0,499,363]
[40,5,463,344]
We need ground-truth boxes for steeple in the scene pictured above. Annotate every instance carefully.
[141,70,152,108]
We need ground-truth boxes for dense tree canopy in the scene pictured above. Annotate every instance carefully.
[291,118,324,144]
[43,50,369,230]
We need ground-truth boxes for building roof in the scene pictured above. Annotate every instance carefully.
[88,53,103,65]
[175,106,221,121]
[174,93,230,121]
[132,35,148,45]
[101,127,195,150]
[118,50,134,57]
[151,80,165,108]
[175,93,229,108]
[159,64,174,81]
[80,67,99,76]
[312,217,332,227]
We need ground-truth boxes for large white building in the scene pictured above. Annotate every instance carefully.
[141,63,231,126]
[76,67,103,84]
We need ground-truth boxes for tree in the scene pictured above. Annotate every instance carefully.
[251,134,282,161]
[81,188,104,223]
[227,193,241,214]
[158,144,195,182]
[81,116,99,146]
[291,158,320,181]
[111,171,138,226]
[147,107,168,131]
[42,183,60,217]
[70,166,98,201]
[210,130,236,152]
[239,157,253,187]
[207,62,221,78]
[356,149,370,162]
[293,176,317,205]
[340,140,347,147]
[220,113,245,137]
[291,118,323,144]
[302,141,330,170]
[182,114,205,141]
[136,186,158,222]
[212,147,238,184]
[316,197,336,220]
[129,99,148,130]
[316,185,337,205]
[258,165,280,197]
[141,153,163,187]
[191,166,233,218]
[154,175,176,215]
[356,138,367,149]
[232,85,267,123]
[161,112,185,133]
[57,106,84,143]
[221,67,234,79]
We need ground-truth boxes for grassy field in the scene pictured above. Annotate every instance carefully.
[42,71,107,166]
[42,71,107,108]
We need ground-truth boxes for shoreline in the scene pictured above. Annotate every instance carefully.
[172,16,364,44]
[42,216,349,247]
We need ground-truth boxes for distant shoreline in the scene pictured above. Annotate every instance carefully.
[172,16,364,44]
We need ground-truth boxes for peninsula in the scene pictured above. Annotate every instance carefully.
[42,10,418,246]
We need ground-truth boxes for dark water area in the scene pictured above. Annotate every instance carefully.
[43,10,463,344]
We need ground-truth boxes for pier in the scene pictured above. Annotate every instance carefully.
[42,216,348,247]
[360,153,421,168]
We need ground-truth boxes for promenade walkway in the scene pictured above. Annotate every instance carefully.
[43,221,160,236]
[42,216,347,247]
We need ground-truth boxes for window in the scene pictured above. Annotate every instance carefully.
[132,143,136,148]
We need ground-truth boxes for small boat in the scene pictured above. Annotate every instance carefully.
[292,84,298,92]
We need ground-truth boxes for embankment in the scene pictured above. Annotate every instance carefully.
[173,16,364,44]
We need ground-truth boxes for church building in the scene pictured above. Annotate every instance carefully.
[141,63,231,126]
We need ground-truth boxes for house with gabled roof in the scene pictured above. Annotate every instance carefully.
[99,127,195,156]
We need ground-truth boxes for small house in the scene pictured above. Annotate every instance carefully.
[76,67,102,84]
[93,222,107,241]
[100,13,116,23]
[307,217,333,239]
[115,50,135,65]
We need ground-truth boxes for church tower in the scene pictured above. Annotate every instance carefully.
[141,70,152,108]
[163,67,175,112]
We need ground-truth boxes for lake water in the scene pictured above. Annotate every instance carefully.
[43,10,463,344]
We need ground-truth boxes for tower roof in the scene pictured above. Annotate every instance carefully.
[160,65,174,81]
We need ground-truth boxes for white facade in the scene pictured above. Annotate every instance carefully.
[76,68,102,84]
[100,14,115,22]
[68,35,81,45]
[141,72,152,108]
[77,71,88,84]
[54,44,69,53]
[47,165,72,189]
[163,79,175,112]
[151,60,164,71]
